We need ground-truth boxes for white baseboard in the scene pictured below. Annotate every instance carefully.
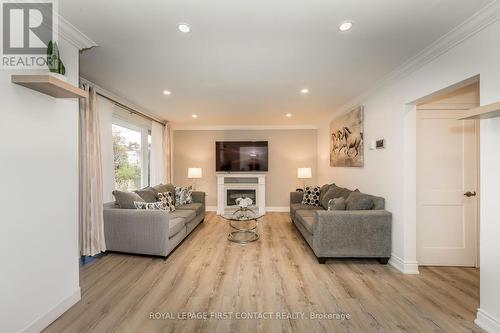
[266,206,290,212]
[475,309,500,333]
[22,288,81,333]
[389,254,419,274]
[206,206,217,212]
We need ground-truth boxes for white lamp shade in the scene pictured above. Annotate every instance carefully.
[187,167,202,178]
[297,167,312,179]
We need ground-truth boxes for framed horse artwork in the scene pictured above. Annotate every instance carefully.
[330,106,364,167]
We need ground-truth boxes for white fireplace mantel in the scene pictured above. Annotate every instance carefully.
[216,173,266,215]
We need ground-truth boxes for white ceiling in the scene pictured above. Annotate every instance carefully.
[61,0,492,126]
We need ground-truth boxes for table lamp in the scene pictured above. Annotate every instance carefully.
[297,167,312,190]
[187,167,202,190]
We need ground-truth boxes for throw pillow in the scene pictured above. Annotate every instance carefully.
[301,186,321,206]
[346,192,375,210]
[134,188,158,203]
[112,190,145,209]
[152,184,176,203]
[318,183,332,203]
[157,192,176,212]
[320,185,351,209]
[327,197,346,210]
[175,186,193,206]
[134,201,165,210]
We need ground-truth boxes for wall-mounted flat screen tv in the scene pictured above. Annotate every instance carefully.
[216,141,268,172]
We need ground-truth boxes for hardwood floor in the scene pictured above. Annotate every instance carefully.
[45,213,482,333]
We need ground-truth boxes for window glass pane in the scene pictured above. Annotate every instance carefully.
[112,124,142,191]
[148,132,152,186]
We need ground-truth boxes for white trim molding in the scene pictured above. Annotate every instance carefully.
[59,16,97,50]
[22,288,81,333]
[206,206,217,212]
[388,254,420,274]
[475,309,500,333]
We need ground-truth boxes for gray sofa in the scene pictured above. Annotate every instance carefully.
[290,185,392,264]
[103,191,205,259]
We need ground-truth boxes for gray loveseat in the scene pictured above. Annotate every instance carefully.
[290,184,392,264]
[103,185,205,259]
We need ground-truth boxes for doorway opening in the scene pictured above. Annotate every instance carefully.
[416,81,480,267]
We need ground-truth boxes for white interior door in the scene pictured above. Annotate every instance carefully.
[417,108,478,267]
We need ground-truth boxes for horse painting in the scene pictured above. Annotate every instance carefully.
[330,107,364,167]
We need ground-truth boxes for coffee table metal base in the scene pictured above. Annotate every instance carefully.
[228,230,259,244]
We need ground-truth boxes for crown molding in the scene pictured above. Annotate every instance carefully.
[172,124,318,131]
[58,15,97,50]
[339,0,500,112]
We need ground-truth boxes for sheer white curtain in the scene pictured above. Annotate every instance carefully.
[150,122,165,185]
[79,83,106,256]
[150,122,172,185]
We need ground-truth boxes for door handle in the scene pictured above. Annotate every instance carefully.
[464,191,477,197]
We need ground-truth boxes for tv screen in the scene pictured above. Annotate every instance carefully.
[216,141,268,172]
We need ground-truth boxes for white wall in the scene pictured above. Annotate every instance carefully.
[317,19,500,331]
[0,39,81,332]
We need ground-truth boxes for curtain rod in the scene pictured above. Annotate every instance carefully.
[95,91,166,126]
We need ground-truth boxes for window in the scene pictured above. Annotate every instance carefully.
[112,119,151,191]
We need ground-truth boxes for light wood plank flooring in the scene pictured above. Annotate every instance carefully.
[45,212,482,333]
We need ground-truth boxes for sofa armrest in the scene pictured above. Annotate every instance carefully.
[312,210,392,257]
[290,191,303,204]
[103,205,170,256]
[192,191,205,204]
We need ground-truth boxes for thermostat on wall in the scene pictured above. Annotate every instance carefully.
[375,139,385,149]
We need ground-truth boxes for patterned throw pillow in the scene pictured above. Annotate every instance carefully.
[302,186,321,206]
[175,186,193,206]
[134,201,165,210]
[157,192,176,212]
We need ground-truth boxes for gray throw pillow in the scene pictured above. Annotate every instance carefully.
[318,184,332,203]
[346,192,375,210]
[320,185,353,209]
[112,190,145,209]
[327,197,346,210]
[134,188,158,203]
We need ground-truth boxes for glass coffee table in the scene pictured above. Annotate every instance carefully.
[222,208,264,244]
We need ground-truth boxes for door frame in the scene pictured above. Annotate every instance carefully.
[415,101,480,267]
[402,75,481,273]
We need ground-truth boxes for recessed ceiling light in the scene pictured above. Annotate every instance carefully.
[192,114,198,118]
[178,23,191,33]
[286,113,292,118]
[163,90,171,95]
[339,21,353,32]
[300,88,309,94]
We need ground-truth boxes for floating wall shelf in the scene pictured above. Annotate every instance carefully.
[458,101,500,120]
[11,75,88,99]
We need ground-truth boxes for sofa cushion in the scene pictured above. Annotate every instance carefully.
[169,218,186,238]
[346,192,375,210]
[301,186,321,206]
[318,184,332,203]
[170,209,196,221]
[296,210,316,234]
[320,185,357,209]
[112,190,144,209]
[327,197,346,210]
[176,202,204,216]
[134,188,158,203]
[290,203,323,220]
